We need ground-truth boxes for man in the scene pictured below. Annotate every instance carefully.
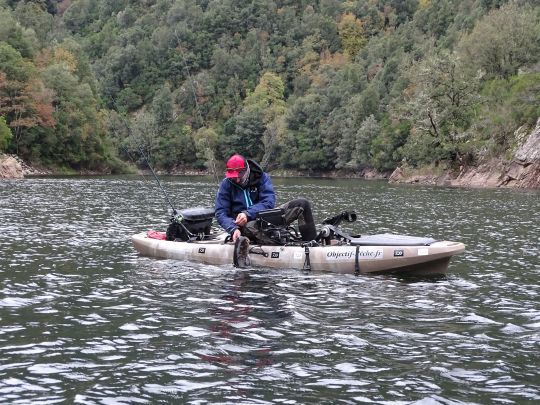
[215,154,317,243]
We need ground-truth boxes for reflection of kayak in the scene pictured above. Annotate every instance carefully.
[131,231,465,276]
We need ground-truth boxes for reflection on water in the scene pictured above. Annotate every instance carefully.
[0,176,538,403]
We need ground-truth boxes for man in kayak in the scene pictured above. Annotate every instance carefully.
[215,154,317,244]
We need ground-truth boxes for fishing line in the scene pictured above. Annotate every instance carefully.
[121,119,178,217]
[174,30,220,184]
[136,144,177,215]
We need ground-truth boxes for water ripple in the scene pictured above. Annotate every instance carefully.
[0,177,538,403]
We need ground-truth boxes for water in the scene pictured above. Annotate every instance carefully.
[0,176,538,404]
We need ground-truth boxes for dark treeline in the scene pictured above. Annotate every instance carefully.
[0,0,539,173]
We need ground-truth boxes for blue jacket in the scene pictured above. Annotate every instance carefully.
[215,159,276,234]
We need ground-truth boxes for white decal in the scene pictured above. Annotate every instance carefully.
[418,248,429,256]
[326,249,383,260]
[293,251,303,260]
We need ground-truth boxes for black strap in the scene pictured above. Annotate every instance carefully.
[354,245,360,276]
[303,246,311,271]
[249,246,268,257]
[327,224,355,242]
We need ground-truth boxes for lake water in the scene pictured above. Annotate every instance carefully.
[0,176,538,404]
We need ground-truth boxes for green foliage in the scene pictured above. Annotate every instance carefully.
[152,83,174,132]
[159,122,199,170]
[474,72,540,156]
[62,0,100,34]
[370,119,410,171]
[337,13,366,58]
[354,115,379,166]
[12,1,54,47]
[220,72,286,164]
[394,50,481,166]
[0,8,36,58]
[0,0,538,175]
[457,1,540,79]
[0,41,34,81]
[221,111,266,160]
[0,115,11,151]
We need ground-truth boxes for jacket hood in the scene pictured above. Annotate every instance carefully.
[246,159,264,187]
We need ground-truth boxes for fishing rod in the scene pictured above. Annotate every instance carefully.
[135,143,178,217]
[173,30,220,184]
[120,117,179,218]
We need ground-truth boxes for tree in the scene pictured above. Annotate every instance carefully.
[282,92,329,170]
[335,111,380,170]
[39,62,110,169]
[152,82,174,132]
[393,50,481,165]
[194,126,218,171]
[225,72,286,164]
[369,118,410,171]
[337,13,366,59]
[0,8,36,58]
[0,115,11,151]
[354,115,379,166]
[457,1,540,79]
[12,1,55,46]
[62,0,100,34]
[123,111,158,165]
[0,41,34,82]
[0,47,55,155]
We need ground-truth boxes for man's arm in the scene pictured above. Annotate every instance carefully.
[215,180,238,234]
[244,173,276,220]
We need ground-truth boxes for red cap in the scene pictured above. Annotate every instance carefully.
[225,154,246,178]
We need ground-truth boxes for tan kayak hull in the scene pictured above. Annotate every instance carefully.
[132,233,465,275]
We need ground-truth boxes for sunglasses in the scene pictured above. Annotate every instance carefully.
[226,168,247,177]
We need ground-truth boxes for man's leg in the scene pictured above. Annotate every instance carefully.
[242,220,276,245]
[279,198,317,241]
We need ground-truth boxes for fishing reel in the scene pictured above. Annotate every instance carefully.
[170,211,184,224]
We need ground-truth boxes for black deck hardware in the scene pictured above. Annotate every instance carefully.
[249,246,268,257]
[354,245,360,276]
[303,246,311,271]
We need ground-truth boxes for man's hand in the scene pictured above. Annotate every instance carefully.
[232,228,242,242]
[235,212,248,227]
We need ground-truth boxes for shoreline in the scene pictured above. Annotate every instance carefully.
[2,117,539,191]
[6,162,537,191]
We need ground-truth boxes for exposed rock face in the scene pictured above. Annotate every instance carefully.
[0,154,24,179]
[499,118,540,189]
[455,160,508,188]
[388,167,403,183]
[389,118,540,189]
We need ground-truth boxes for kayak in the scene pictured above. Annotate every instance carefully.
[131,230,465,276]
[132,206,465,276]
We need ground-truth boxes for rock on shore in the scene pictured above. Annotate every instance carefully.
[499,118,540,188]
[0,154,24,179]
[0,154,54,179]
[389,118,540,189]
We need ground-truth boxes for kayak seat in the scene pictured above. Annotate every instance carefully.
[350,233,437,246]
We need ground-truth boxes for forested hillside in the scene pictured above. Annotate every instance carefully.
[0,0,539,174]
